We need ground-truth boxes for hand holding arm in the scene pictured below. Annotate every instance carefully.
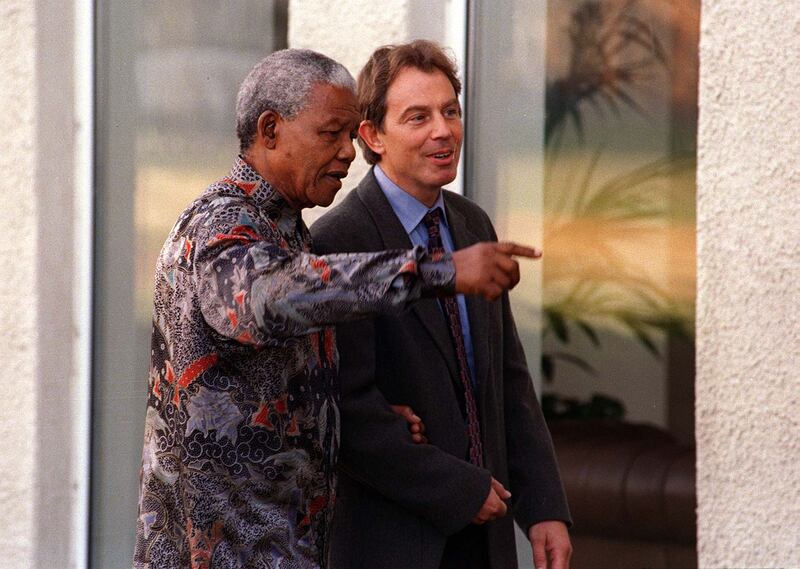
[390,404,427,444]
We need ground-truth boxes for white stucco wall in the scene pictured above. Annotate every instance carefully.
[696,1,800,566]
[0,1,37,564]
[0,1,90,567]
[289,0,410,72]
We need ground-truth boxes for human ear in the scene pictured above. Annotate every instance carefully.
[256,110,280,149]
[358,120,386,157]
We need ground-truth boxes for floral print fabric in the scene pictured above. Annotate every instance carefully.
[134,157,454,569]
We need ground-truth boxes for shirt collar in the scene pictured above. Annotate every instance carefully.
[374,164,448,235]
[227,155,296,219]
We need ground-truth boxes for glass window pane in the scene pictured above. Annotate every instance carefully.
[92,2,287,566]
[541,0,697,432]
[467,0,698,565]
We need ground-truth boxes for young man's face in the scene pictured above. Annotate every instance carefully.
[270,83,359,209]
[367,66,463,203]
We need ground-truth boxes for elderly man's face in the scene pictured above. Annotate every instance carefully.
[371,66,462,203]
[271,83,359,209]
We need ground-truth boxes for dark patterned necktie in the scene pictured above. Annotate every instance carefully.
[422,208,484,467]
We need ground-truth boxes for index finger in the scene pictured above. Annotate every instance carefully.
[495,241,542,259]
[532,538,547,569]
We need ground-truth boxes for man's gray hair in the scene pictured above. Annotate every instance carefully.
[236,49,355,152]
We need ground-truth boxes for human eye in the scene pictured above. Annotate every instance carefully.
[444,106,461,118]
[320,128,341,139]
[408,113,427,124]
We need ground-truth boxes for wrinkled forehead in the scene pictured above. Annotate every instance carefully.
[300,82,360,126]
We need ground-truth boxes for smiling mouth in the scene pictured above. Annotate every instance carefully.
[430,150,453,159]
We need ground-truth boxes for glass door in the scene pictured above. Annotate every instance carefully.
[466,1,699,566]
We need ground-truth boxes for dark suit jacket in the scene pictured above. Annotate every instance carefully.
[311,169,570,569]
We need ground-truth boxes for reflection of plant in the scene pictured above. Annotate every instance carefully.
[546,0,666,145]
[542,274,693,383]
[541,0,693,385]
[540,152,695,382]
[542,151,695,380]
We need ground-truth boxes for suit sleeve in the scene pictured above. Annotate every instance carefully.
[334,315,493,536]
[500,291,573,530]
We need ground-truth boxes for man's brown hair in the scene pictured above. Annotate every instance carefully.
[357,40,462,164]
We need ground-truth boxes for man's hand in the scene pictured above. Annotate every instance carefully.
[529,520,571,569]
[452,242,542,301]
[471,477,511,524]
[389,404,427,444]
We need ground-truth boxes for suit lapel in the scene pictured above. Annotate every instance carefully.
[444,195,492,406]
[356,172,460,383]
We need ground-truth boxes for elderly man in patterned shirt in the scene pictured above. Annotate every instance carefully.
[133,49,538,569]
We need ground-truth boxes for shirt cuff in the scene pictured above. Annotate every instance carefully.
[417,249,456,297]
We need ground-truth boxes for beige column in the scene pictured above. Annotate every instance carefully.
[0,1,38,563]
[697,0,800,565]
[0,0,91,566]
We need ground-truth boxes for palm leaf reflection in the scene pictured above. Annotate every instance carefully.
[540,150,695,383]
[539,0,693,386]
[545,0,667,145]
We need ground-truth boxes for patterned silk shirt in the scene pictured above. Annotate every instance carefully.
[134,157,455,569]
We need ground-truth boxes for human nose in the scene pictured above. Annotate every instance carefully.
[338,135,356,163]
[430,112,455,140]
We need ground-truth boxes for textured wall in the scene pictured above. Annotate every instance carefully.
[696,1,800,566]
[289,0,409,73]
[0,1,88,566]
[0,0,37,565]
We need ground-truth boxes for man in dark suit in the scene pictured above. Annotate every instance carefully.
[311,40,572,569]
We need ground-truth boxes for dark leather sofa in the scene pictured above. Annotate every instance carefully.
[549,420,697,569]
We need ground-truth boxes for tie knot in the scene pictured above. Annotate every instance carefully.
[422,208,444,240]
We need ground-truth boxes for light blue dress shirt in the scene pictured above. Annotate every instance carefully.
[374,164,477,387]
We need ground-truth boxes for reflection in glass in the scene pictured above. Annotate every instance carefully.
[466,0,699,566]
[540,2,700,566]
[541,0,698,432]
